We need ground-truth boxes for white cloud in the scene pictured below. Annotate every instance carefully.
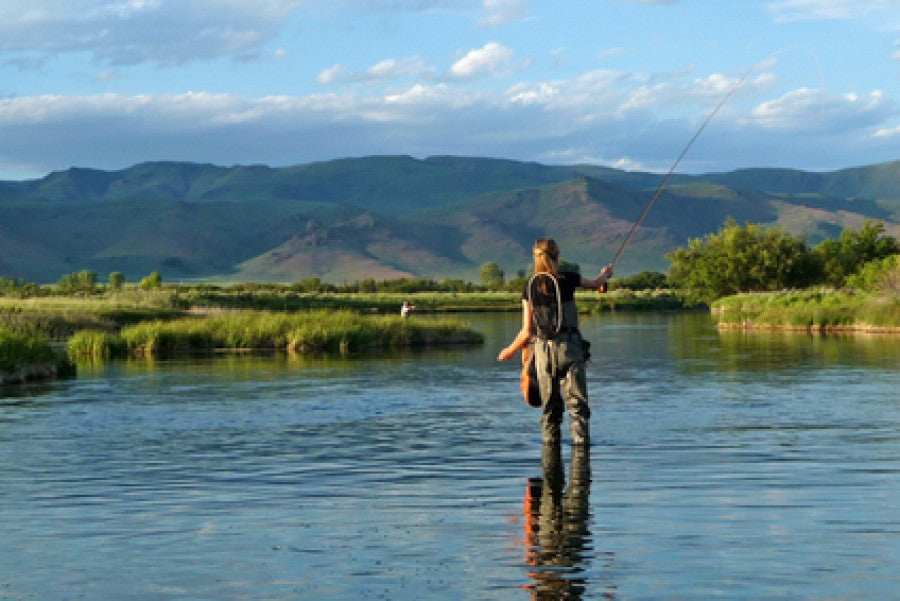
[449,42,514,79]
[745,88,890,132]
[746,88,828,128]
[477,0,527,26]
[506,69,630,111]
[597,46,630,60]
[317,65,348,85]
[766,0,898,22]
[0,0,304,66]
[617,83,672,115]
[0,62,897,179]
[368,57,431,80]
[317,56,434,85]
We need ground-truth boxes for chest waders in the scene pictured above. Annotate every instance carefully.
[526,274,591,445]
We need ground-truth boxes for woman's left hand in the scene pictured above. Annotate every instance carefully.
[597,265,613,283]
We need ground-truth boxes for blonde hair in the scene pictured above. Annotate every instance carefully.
[532,238,560,276]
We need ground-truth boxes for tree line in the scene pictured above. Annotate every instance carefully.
[666,219,899,304]
[2,221,897,303]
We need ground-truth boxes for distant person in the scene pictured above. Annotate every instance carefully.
[497,238,611,446]
[400,300,416,318]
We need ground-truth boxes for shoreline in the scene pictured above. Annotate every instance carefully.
[716,322,900,334]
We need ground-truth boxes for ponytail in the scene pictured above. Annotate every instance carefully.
[532,238,560,295]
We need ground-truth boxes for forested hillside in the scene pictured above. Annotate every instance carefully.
[1,156,897,283]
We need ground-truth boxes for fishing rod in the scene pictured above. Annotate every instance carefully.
[599,47,825,294]
[598,59,773,294]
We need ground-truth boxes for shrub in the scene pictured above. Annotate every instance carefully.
[67,330,128,358]
[0,328,75,380]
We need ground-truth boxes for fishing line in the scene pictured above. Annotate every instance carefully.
[606,47,825,271]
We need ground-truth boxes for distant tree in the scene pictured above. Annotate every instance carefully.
[813,221,900,287]
[57,270,98,294]
[0,277,42,297]
[108,272,126,290]
[140,271,163,290]
[299,277,322,293]
[505,268,529,292]
[0,277,19,294]
[441,278,474,293]
[846,254,900,293]
[480,262,505,290]
[666,219,816,305]
[614,271,667,291]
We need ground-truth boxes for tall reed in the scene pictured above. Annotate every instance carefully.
[80,310,483,357]
[1,328,75,382]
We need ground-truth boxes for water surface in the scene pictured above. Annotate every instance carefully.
[1,313,898,600]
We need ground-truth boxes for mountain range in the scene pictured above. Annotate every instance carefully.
[1,155,898,284]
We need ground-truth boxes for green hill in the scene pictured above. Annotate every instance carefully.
[1,156,897,284]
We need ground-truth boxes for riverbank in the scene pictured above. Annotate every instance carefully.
[67,310,484,358]
[1,286,685,376]
[712,289,900,333]
[0,287,688,337]
[0,328,76,386]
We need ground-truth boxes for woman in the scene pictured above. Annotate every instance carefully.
[497,238,612,445]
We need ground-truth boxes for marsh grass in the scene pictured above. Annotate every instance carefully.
[67,330,129,359]
[75,310,484,358]
[0,292,185,339]
[0,328,75,382]
[713,290,900,331]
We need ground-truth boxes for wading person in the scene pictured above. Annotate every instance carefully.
[497,238,612,446]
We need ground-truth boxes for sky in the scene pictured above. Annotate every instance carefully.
[0,0,898,180]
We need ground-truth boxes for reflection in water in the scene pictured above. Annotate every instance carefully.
[3,313,899,600]
[523,444,616,600]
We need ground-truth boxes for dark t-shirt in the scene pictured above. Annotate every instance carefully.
[521,271,580,302]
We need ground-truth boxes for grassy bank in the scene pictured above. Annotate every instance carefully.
[3,285,688,365]
[186,287,689,314]
[0,291,185,339]
[68,310,484,358]
[2,287,689,337]
[712,290,900,332]
[0,328,76,385]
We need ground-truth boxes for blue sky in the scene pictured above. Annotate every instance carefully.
[0,0,898,180]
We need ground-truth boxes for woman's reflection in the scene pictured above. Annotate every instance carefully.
[523,444,616,599]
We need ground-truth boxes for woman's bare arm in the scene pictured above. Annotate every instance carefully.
[497,300,533,362]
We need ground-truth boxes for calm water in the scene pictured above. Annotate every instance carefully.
[1,313,898,600]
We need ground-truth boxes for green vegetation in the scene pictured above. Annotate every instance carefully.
[0,328,75,384]
[57,269,98,294]
[67,330,128,359]
[667,219,899,306]
[815,222,900,287]
[0,289,185,339]
[713,290,900,331]
[3,157,898,284]
[667,218,819,305]
[5,217,900,377]
[68,311,484,358]
[479,262,505,289]
[669,220,900,330]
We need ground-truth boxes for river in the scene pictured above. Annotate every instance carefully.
[1,312,898,600]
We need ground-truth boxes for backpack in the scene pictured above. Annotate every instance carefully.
[526,273,562,340]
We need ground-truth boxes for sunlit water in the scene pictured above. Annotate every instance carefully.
[1,313,898,600]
